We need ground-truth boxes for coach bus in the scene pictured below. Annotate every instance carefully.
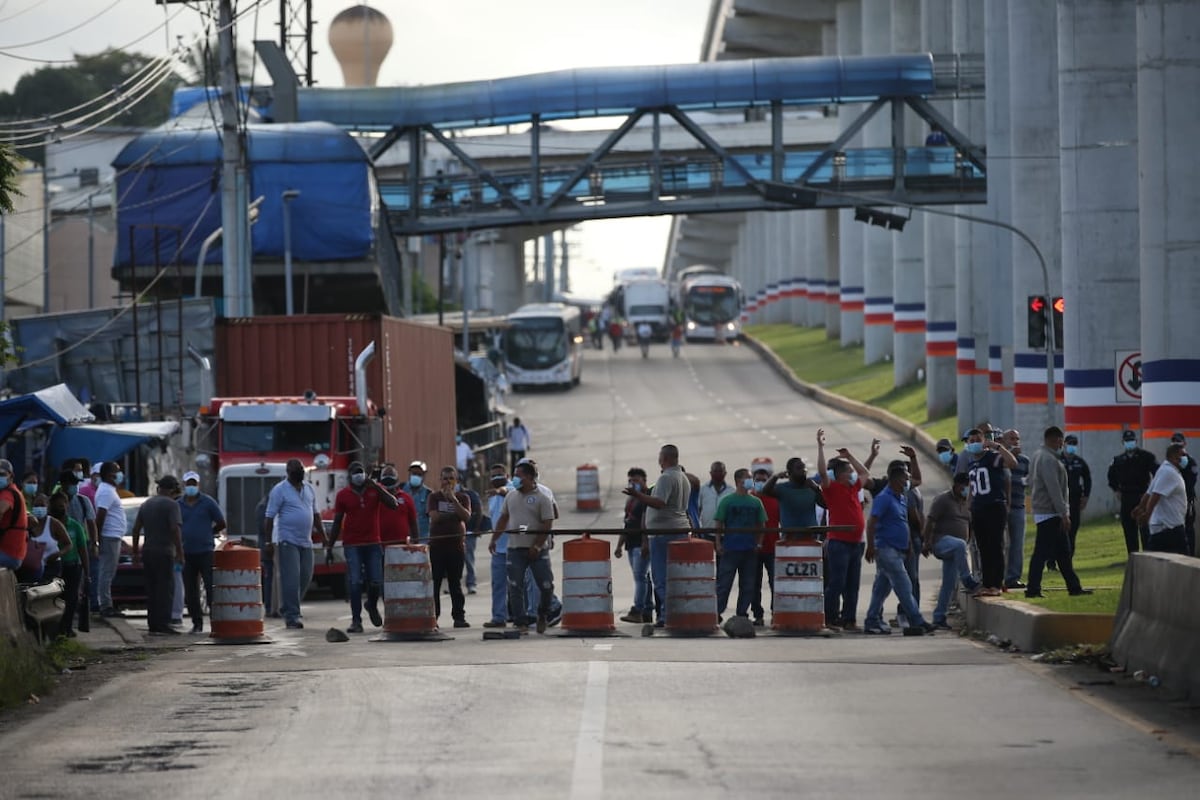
[504,303,584,390]
[678,272,745,341]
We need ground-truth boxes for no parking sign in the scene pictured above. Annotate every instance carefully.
[1115,350,1142,404]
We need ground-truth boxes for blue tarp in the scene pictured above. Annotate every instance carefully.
[298,54,936,129]
[46,421,180,467]
[112,121,374,269]
[0,384,94,444]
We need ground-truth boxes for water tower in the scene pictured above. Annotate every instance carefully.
[328,4,393,87]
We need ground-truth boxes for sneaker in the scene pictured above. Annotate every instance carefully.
[840,621,859,632]
[1024,591,1047,599]
[347,621,364,633]
[286,620,305,629]
[536,614,548,634]
[932,620,953,631]
[753,616,765,627]
[100,607,125,618]
[190,624,203,635]
[1068,588,1094,596]
[547,606,563,627]
[825,619,842,630]
[654,619,665,628]
[620,612,643,624]
[482,619,506,628]
[367,604,383,627]
[467,586,477,595]
[516,624,530,634]
[642,613,654,623]
[902,626,927,636]
[453,619,470,628]
[1004,580,1027,590]
[171,618,183,626]
[863,624,891,635]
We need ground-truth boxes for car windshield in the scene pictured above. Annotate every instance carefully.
[686,286,738,324]
[505,319,566,369]
[222,421,332,454]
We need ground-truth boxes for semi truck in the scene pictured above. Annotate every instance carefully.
[610,278,672,340]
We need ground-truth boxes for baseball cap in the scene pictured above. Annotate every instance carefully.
[408,460,427,472]
[157,475,181,491]
[90,462,102,475]
[1170,431,1186,444]
[182,471,201,483]
[1064,434,1079,445]
[1122,430,1137,442]
[936,438,953,451]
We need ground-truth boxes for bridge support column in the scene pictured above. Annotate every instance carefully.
[892,0,925,386]
[822,210,841,339]
[766,213,788,324]
[1137,0,1200,445]
[800,211,821,327]
[836,0,864,347]
[475,234,524,315]
[1058,0,1140,483]
[861,2,894,365]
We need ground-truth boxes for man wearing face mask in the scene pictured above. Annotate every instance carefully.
[863,463,935,636]
[1002,429,1030,591]
[698,461,734,538]
[923,472,979,629]
[406,461,433,544]
[616,467,653,624]
[750,466,781,627]
[1027,427,1091,598]
[491,461,556,633]
[816,430,871,630]
[177,471,227,634]
[93,462,128,617]
[328,461,398,633]
[960,428,1017,595]
[713,468,767,622]
[264,459,325,629]
[935,439,958,473]
[1059,434,1092,561]
[1107,430,1158,554]
[377,464,418,547]
[427,465,472,628]
[1168,432,1197,556]
[1133,443,1190,555]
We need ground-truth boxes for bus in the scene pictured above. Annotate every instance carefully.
[678,273,745,341]
[504,303,584,390]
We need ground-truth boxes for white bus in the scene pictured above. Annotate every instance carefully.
[504,303,584,390]
[678,273,745,341]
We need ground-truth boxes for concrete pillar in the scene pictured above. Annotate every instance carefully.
[482,236,525,314]
[766,213,788,324]
[836,0,864,346]
[1058,0,1140,489]
[954,0,989,434]
[861,0,895,364]
[1008,0,1062,435]
[922,0,957,416]
[788,212,807,325]
[892,0,926,385]
[824,210,842,338]
[803,211,824,327]
[1137,0,1200,445]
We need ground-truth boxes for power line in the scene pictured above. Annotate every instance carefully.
[0,0,49,25]
[0,0,124,50]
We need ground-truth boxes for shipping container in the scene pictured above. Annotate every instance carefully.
[214,314,457,474]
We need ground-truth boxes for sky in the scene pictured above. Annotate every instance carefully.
[0,0,712,300]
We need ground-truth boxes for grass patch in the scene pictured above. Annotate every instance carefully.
[1019,516,1127,615]
[747,324,958,442]
[0,635,100,711]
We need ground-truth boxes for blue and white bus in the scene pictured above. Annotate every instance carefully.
[678,273,744,341]
[504,303,584,390]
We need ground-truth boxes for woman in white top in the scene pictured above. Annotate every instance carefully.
[28,492,73,582]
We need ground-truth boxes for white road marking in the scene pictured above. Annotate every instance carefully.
[568,660,610,800]
[592,643,613,651]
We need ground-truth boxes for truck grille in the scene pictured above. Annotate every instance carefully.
[225,475,279,543]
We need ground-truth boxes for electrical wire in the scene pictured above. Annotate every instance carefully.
[0,0,124,50]
[0,0,48,25]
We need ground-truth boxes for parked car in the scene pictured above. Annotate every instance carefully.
[109,496,227,608]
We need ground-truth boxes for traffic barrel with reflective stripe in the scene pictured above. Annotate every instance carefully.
[576,464,601,511]
[374,544,449,641]
[209,544,270,644]
[772,538,826,634]
[665,535,718,636]
[560,533,616,635]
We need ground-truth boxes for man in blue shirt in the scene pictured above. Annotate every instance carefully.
[264,459,324,629]
[407,461,433,543]
[714,468,767,620]
[863,463,934,635]
[178,470,227,634]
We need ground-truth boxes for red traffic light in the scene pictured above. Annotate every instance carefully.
[1029,296,1046,313]
[1053,297,1064,314]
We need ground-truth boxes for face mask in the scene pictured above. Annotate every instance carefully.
[1180,455,1190,470]
[627,481,641,492]
[511,477,523,490]
[938,451,952,464]
[742,478,755,491]
[114,472,124,486]
[23,483,37,495]
[959,486,969,498]
[965,442,983,455]
[73,471,84,481]
[1065,445,1078,456]
[380,476,399,488]
[184,486,200,498]
[826,469,836,482]
[904,480,912,492]
[66,484,78,497]
[456,435,463,444]
[350,473,366,487]
[753,480,765,492]
[287,469,304,483]
[409,475,423,488]
[1124,440,1136,451]
[848,471,858,484]
[31,506,47,519]
[0,477,9,489]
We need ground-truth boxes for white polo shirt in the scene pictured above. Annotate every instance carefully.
[1147,462,1187,533]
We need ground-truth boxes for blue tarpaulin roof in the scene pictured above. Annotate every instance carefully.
[0,384,94,443]
[47,421,180,467]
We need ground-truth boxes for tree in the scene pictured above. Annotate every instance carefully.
[0,140,19,213]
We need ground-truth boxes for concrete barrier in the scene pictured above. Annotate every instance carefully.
[0,569,23,641]
[1110,552,1200,700]
[962,590,1113,653]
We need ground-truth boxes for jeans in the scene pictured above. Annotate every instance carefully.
[932,537,977,624]
[344,544,383,625]
[142,551,175,632]
[751,551,775,619]
[464,534,478,589]
[896,537,921,623]
[1146,526,1188,555]
[490,551,508,622]
[59,561,83,634]
[277,542,314,624]
[97,537,122,611]
[0,552,19,570]
[716,548,757,617]
[626,545,653,614]
[649,532,687,623]
[824,539,865,625]
[507,547,553,627]
[88,553,100,610]
[864,545,927,629]
[430,547,466,622]
[973,504,1007,589]
[1005,506,1026,584]
[1027,516,1083,595]
[183,551,214,627]
[1119,492,1148,553]
[172,569,185,621]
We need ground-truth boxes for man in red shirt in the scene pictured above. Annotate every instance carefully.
[0,459,28,572]
[377,464,418,546]
[326,461,398,633]
[817,428,870,630]
[427,465,472,628]
[750,466,780,626]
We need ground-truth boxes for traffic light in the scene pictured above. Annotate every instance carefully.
[1027,295,1047,349]
[852,205,908,231]
[1051,296,1064,351]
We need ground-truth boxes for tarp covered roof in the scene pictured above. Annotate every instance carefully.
[47,421,180,467]
[0,384,94,443]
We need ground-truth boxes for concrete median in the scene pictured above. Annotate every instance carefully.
[1110,552,1200,700]
[963,590,1113,653]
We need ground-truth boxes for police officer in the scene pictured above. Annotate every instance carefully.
[1106,430,1158,554]
[1059,433,1092,561]
[1170,432,1197,556]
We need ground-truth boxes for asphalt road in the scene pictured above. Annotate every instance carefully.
[2,341,1197,799]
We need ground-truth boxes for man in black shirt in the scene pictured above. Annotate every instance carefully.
[961,429,1017,594]
[1106,430,1158,553]
[1058,434,1092,563]
[616,467,652,623]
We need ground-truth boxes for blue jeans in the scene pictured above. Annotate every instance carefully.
[0,553,19,570]
[649,532,687,623]
[524,564,563,619]
[751,551,775,619]
[626,545,653,613]
[490,551,508,623]
[507,547,553,627]
[97,537,122,610]
[896,538,921,623]
[824,539,865,625]
[932,536,977,624]
[1005,506,1026,584]
[464,534,478,589]
[344,544,382,624]
[864,545,927,629]
[716,548,757,617]
[277,542,314,624]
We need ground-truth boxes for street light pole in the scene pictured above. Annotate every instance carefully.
[281,189,300,315]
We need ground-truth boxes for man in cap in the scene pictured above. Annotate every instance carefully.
[131,476,185,635]
[936,438,958,473]
[264,458,324,629]
[406,461,433,543]
[1058,434,1092,565]
[178,471,227,634]
[93,462,128,617]
[328,461,398,633]
[1106,430,1158,553]
[1170,432,1197,555]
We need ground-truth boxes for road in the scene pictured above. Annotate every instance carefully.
[2,341,1197,799]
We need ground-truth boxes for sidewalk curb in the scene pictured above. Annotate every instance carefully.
[97,615,144,646]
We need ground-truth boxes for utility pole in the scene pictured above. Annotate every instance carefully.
[217,0,247,317]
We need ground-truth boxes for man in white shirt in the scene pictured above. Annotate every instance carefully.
[1135,443,1190,555]
[698,461,734,533]
[509,418,531,474]
[93,461,128,617]
[455,434,474,475]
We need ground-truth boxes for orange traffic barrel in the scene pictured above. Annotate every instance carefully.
[665,535,718,636]
[209,543,270,644]
[576,464,601,511]
[772,538,826,635]
[373,544,449,642]
[559,533,616,635]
